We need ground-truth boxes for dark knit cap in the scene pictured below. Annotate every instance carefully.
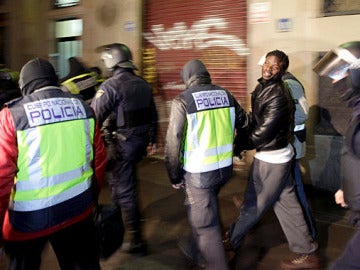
[18,58,58,95]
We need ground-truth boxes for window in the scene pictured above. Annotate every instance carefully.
[324,0,360,16]
[49,19,83,79]
[54,0,80,8]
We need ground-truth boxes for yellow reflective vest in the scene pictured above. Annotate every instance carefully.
[183,89,235,173]
[7,86,96,233]
[60,73,98,102]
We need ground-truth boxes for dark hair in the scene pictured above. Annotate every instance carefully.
[266,49,289,72]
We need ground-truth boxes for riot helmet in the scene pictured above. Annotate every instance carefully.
[348,60,360,90]
[313,41,360,82]
[313,41,360,105]
[96,43,138,70]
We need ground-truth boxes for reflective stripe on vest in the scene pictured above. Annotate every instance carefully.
[61,73,97,95]
[294,124,305,131]
[13,118,94,212]
[183,107,235,173]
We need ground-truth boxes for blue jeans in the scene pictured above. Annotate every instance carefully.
[329,221,360,270]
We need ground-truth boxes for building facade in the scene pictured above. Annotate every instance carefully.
[1,0,360,190]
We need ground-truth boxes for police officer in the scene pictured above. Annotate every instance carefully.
[89,66,106,89]
[91,43,158,255]
[314,41,360,270]
[60,57,98,103]
[0,58,107,269]
[165,59,249,270]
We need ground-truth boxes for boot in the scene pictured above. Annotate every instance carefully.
[127,230,147,256]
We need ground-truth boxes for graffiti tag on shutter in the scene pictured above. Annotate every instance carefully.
[144,17,249,56]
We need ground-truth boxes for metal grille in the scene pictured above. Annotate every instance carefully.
[144,0,248,103]
[143,0,248,152]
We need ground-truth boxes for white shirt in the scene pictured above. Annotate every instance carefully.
[254,143,294,164]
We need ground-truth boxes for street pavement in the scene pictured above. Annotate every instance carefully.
[0,156,356,270]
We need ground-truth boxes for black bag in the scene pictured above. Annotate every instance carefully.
[93,204,125,259]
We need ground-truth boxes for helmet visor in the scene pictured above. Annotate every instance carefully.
[313,47,358,82]
[101,50,117,69]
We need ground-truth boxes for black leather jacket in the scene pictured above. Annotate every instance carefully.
[248,76,294,152]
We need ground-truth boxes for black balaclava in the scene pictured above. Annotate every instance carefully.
[18,58,58,96]
[180,59,211,88]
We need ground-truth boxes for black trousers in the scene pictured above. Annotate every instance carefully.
[329,220,360,270]
[109,135,148,233]
[4,216,100,270]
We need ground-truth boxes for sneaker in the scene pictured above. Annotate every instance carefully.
[280,252,322,270]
